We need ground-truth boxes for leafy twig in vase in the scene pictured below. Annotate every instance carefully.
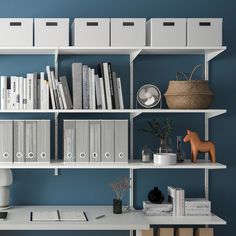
[110,176,130,200]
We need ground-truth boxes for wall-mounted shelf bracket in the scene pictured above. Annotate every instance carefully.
[205,48,226,62]
[130,49,142,62]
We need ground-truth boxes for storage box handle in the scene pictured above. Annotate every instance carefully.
[163,22,175,26]
[87,22,99,26]
[199,22,211,26]
[123,22,135,26]
[10,22,22,26]
[46,22,58,26]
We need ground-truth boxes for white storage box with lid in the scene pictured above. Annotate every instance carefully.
[34,18,69,46]
[72,18,110,46]
[187,18,223,46]
[146,18,187,46]
[0,18,33,46]
[111,18,146,46]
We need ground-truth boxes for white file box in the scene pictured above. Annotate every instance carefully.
[146,18,187,46]
[34,18,69,46]
[111,18,146,46]
[72,18,110,46]
[0,18,33,46]
[187,18,222,46]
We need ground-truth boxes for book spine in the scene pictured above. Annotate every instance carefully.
[117,78,124,109]
[19,77,24,110]
[6,89,11,110]
[45,81,49,110]
[23,77,27,110]
[108,63,115,108]
[50,71,60,109]
[11,76,17,110]
[40,72,45,110]
[26,74,33,110]
[59,82,67,109]
[57,81,64,109]
[82,65,89,109]
[60,76,73,109]
[46,66,56,109]
[102,63,112,109]
[0,76,7,110]
[95,75,102,109]
[15,77,20,110]
[99,77,106,110]
[72,63,82,109]
[91,69,96,109]
[112,72,120,109]
[33,73,38,109]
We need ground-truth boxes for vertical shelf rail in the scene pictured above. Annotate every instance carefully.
[204,55,210,200]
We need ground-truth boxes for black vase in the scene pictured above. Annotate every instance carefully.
[113,199,122,214]
[148,187,164,204]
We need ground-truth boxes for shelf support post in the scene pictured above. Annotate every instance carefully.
[54,112,59,176]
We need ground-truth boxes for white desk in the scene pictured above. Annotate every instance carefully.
[0,205,149,234]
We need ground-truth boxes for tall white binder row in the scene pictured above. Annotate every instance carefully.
[0,120,51,163]
[63,119,128,163]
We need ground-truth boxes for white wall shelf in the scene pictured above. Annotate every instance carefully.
[0,160,226,170]
[0,205,150,231]
[0,109,227,119]
[0,46,226,61]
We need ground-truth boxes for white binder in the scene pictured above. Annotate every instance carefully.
[63,120,76,162]
[76,120,89,163]
[37,120,50,163]
[115,120,128,163]
[101,120,114,163]
[89,120,100,162]
[0,120,13,163]
[14,120,25,163]
[25,120,37,162]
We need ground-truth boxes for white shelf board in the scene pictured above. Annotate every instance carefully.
[0,46,226,59]
[0,47,57,55]
[0,205,150,230]
[0,160,226,170]
[144,213,226,225]
[0,109,227,118]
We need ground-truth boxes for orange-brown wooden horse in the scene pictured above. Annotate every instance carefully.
[183,130,216,163]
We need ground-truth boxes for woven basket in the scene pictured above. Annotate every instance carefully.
[164,65,214,109]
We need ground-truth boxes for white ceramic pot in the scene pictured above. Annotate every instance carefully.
[153,153,177,165]
[0,186,10,208]
[0,169,13,186]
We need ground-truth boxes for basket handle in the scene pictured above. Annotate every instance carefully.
[176,71,189,80]
[189,64,204,81]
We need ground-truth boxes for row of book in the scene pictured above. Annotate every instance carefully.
[72,62,124,110]
[64,119,128,163]
[143,186,211,217]
[0,120,50,163]
[0,66,73,110]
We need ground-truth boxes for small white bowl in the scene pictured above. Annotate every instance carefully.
[153,153,177,165]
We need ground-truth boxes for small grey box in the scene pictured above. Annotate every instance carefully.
[146,18,187,46]
[115,120,128,163]
[0,120,13,163]
[187,18,223,46]
[76,120,89,163]
[25,120,37,162]
[111,18,146,46]
[89,120,101,162]
[101,120,114,163]
[37,120,50,163]
[63,120,76,162]
[14,120,25,163]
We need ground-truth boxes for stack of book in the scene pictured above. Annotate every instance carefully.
[168,186,185,217]
[185,198,211,216]
[72,62,124,110]
[0,66,72,110]
[143,201,173,216]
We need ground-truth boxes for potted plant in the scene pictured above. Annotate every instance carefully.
[110,176,130,214]
[140,118,174,153]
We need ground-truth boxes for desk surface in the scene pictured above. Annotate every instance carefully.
[0,205,150,230]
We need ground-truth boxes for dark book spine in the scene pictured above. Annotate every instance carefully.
[97,63,107,108]
[108,63,115,108]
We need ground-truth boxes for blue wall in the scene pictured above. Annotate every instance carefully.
[0,0,235,235]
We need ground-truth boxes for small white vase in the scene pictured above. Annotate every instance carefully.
[0,186,10,208]
[0,169,13,186]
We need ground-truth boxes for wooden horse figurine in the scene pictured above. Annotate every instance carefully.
[183,130,216,163]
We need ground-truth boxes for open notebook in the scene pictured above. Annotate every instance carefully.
[31,210,88,222]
